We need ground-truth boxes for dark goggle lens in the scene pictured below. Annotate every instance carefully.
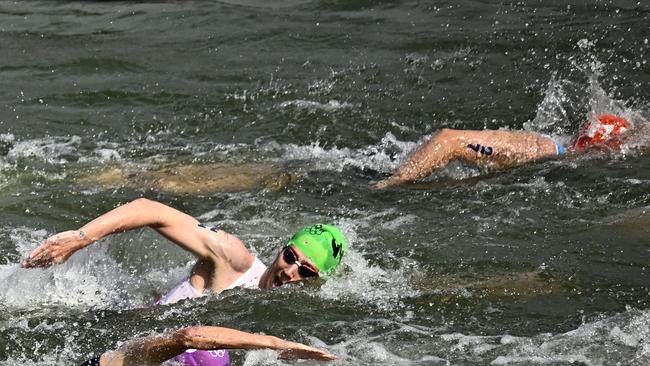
[283,246,318,278]
[283,246,297,264]
[298,265,319,278]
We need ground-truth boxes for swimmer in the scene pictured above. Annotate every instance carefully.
[375,114,631,189]
[21,199,348,363]
[77,162,295,194]
[80,325,336,366]
[21,199,348,292]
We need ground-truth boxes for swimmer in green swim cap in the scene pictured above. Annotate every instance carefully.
[23,199,348,295]
[259,224,349,288]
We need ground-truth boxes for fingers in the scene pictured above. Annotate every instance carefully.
[279,345,337,361]
[21,239,55,268]
[26,241,49,261]
[21,256,53,268]
[21,249,55,268]
[304,345,336,361]
[312,350,337,361]
[21,231,79,269]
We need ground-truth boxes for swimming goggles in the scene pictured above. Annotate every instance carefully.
[283,246,319,278]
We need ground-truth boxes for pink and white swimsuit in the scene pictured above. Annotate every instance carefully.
[156,256,267,305]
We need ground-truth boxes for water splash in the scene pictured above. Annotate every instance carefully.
[523,72,575,136]
[281,132,418,173]
[490,308,650,365]
[7,136,82,165]
[306,308,650,365]
[0,228,139,310]
[524,65,649,155]
[320,250,420,313]
[277,99,355,112]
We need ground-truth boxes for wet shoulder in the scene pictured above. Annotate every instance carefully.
[206,230,255,272]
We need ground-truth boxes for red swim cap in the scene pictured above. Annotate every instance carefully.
[572,114,630,150]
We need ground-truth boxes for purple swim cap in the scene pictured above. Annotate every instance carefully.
[173,349,231,366]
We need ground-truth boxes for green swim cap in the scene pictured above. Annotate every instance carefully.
[288,224,348,274]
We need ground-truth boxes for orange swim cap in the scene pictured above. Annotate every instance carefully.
[572,114,630,150]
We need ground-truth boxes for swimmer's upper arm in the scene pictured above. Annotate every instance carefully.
[141,200,217,260]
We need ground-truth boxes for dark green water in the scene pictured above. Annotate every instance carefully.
[1,1,649,365]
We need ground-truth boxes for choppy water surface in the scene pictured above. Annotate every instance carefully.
[1,1,649,365]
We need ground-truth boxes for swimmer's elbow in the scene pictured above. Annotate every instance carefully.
[436,128,460,141]
[123,198,162,214]
[130,197,159,207]
[437,127,453,136]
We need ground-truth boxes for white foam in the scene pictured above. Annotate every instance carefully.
[0,133,15,143]
[349,341,412,363]
[491,354,592,365]
[524,73,573,136]
[8,136,81,164]
[442,333,502,355]
[242,350,285,365]
[341,207,418,251]
[320,320,446,364]
[0,258,121,310]
[524,71,650,155]
[433,308,650,365]
[278,99,355,112]
[78,148,122,163]
[320,249,419,312]
[10,227,48,256]
[1,227,136,310]
[280,132,418,173]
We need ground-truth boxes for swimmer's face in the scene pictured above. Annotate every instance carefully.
[259,245,320,289]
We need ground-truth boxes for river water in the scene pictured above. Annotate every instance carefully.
[1,1,649,365]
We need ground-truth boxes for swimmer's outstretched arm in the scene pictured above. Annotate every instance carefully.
[100,326,337,365]
[374,129,559,188]
[21,198,230,269]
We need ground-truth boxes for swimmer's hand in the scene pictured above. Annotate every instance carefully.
[277,341,337,361]
[21,230,90,268]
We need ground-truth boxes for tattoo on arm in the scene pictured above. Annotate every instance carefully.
[197,223,220,233]
[467,144,493,156]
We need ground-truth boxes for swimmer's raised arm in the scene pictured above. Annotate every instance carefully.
[375,129,461,189]
[21,198,219,268]
[375,129,559,188]
[100,326,337,365]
